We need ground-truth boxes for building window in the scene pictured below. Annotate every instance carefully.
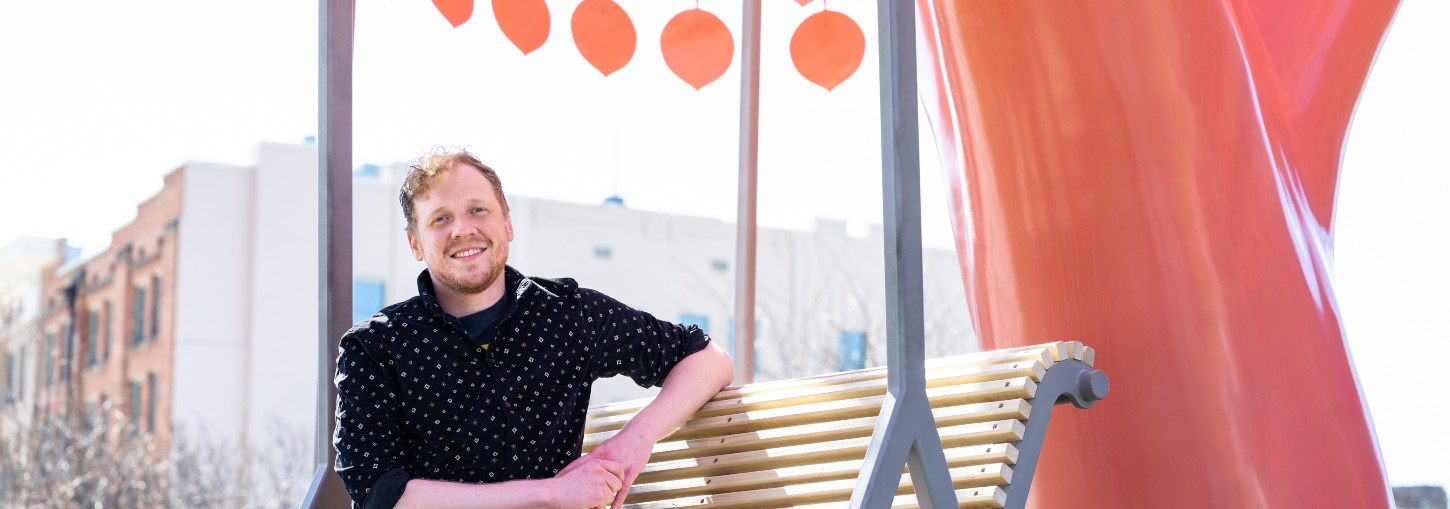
[838,331,867,371]
[103,301,112,361]
[593,246,612,260]
[16,346,25,399]
[150,276,161,339]
[352,279,386,324]
[133,286,146,346]
[3,353,13,405]
[130,381,142,436]
[87,310,99,368]
[43,332,54,386]
[146,372,157,434]
[61,322,73,380]
[679,313,709,334]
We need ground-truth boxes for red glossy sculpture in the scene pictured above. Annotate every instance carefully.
[918,0,1401,506]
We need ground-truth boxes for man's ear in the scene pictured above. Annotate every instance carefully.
[406,228,424,261]
[505,213,514,242]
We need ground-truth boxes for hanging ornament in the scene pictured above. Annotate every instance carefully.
[794,0,815,5]
[790,9,864,91]
[572,0,636,76]
[660,9,734,90]
[432,0,474,28]
[493,0,550,54]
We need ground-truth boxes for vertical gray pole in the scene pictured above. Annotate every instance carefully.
[850,1,957,507]
[734,0,762,384]
[304,0,353,506]
[879,0,924,400]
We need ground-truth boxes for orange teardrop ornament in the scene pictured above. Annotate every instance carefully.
[494,0,550,54]
[789,10,864,91]
[660,9,734,90]
[795,0,814,5]
[572,0,636,76]
[432,0,473,28]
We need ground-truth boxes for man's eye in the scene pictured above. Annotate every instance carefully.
[433,216,448,224]
[472,207,485,214]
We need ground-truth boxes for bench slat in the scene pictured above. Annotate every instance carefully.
[585,345,1061,420]
[624,464,1012,509]
[585,378,1036,451]
[586,367,1043,436]
[632,420,1024,485]
[600,398,1030,463]
[629,449,1017,503]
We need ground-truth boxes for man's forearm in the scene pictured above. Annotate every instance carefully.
[617,342,735,443]
[394,478,553,509]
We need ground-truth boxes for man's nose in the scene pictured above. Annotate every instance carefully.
[450,216,482,238]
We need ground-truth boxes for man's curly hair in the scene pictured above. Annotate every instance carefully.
[399,147,509,233]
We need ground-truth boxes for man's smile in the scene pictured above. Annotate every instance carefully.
[451,247,485,259]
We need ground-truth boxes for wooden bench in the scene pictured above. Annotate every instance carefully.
[583,341,1108,508]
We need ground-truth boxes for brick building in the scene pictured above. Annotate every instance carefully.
[36,170,182,450]
[26,142,321,492]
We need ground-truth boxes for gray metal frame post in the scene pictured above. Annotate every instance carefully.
[734,0,762,385]
[849,1,957,507]
[303,0,354,506]
[1002,360,1110,509]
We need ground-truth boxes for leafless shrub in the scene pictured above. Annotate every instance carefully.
[2,405,312,508]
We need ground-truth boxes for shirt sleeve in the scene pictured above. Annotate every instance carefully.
[361,468,411,509]
[581,288,712,387]
[334,330,411,507]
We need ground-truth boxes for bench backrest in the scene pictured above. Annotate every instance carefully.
[583,341,1106,508]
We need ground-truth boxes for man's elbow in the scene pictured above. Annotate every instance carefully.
[703,341,735,388]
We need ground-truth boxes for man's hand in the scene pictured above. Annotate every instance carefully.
[550,454,626,509]
[585,434,654,509]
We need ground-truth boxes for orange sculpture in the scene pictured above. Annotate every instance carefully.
[919,0,1401,506]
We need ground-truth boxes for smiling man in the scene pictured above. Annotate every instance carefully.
[333,147,735,509]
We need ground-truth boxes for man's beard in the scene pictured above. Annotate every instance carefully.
[435,239,505,296]
[435,259,503,296]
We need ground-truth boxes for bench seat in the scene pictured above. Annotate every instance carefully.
[584,341,1107,508]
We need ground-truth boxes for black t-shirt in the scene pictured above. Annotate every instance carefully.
[457,290,510,347]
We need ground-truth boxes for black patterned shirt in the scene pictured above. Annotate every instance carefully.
[333,266,711,508]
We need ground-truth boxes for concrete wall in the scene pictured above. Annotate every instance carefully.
[246,142,318,441]
[174,162,253,442]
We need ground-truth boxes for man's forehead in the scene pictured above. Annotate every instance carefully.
[417,180,498,211]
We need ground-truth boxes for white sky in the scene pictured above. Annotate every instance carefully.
[1,0,1445,492]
